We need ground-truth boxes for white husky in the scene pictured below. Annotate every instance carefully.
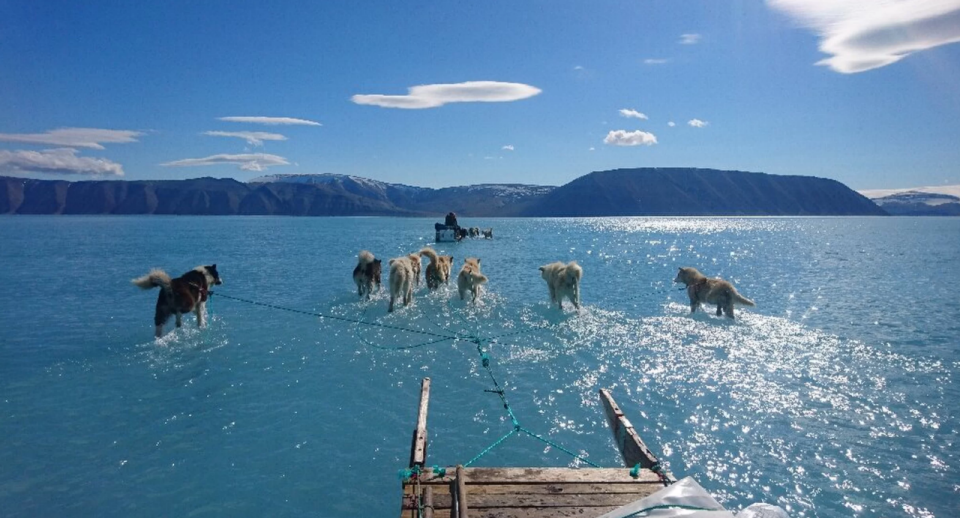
[539,261,583,311]
[388,255,417,312]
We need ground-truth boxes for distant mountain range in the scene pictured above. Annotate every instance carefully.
[859,185,960,216]
[0,168,888,216]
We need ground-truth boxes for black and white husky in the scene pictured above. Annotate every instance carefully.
[132,264,223,337]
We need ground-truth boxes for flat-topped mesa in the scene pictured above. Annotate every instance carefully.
[1,168,886,216]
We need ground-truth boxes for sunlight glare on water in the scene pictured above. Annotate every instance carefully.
[0,216,957,518]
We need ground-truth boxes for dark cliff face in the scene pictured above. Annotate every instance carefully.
[0,169,887,216]
[520,168,887,216]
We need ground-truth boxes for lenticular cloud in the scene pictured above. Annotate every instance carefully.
[0,148,125,176]
[769,0,960,73]
[604,130,658,147]
[351,81,542,109]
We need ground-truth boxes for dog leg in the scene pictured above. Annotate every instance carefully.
[389,294,395,312]
[196,302,205,328]
[716,305,722,316]
[175,311,183,328]
[690,301,699,313]
[155,325,164,338]
[726,304,735,319]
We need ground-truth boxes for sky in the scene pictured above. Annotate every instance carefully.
[1,0,960,190]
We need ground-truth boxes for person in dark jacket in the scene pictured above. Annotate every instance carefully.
[444,212,459,228]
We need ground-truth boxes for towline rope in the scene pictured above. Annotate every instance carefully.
[208,291,459,341]
[211,290,654,477]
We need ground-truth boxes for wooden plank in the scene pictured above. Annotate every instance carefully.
[456,465,468,518]
[452,507,622,518]
[431,482,662,495]
[599,388,675,483]
[447,467,661,485]
[428,491,657,509]
[423,486,433,518]
[409,377,431,468]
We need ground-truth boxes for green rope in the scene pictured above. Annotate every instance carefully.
[353,305,461,350]
[211,292,458,340]
[463,429,517,467]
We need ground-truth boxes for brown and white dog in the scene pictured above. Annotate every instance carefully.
[481,228,493,239]
[457,257,488,302]
[388,254,420,312]
[419,247,454,290]
[674,267,755,319]
[132,264,223,337]
[353,250,382,299]
[539,261,583,311]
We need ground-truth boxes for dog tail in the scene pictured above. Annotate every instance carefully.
[473,272,489,284]
[731,289,755,307]
[419,247,439,263]
[132,269,171,290]
[358,250,375,265]
[565,261,583,282]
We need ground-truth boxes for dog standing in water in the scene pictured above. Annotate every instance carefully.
[457,257,488,302]
[388,255,418,312]
[674,267,755,318]
[419,247,454,290]
[539,261,583,311]
[353,250,382,299]
[132,264,223,337]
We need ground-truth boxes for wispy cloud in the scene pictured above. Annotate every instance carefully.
[0,128,142,150]
[573,65,584,70]
[768,0,960,73]
[679,33,702,45]
[589,147,596,151]
[218,116,321,126]
[351,81,542,109]
[619,108,649,120]
[502,145,515,151]
[644,58,670,65]
[0,148,124,176]
[604,130,658,147]
[668,121,676,127]
[161,153,290,172]
[688,119,709,128]
[202,131,288,146]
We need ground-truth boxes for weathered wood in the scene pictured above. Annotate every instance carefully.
[429,481,661,495]
[450,507,622,518]
[599,388,674,483]
[423,467,661,485]
[409,377,432,468]
[423,486,433,518]
[456,464,468,518]
[427,491,657,509]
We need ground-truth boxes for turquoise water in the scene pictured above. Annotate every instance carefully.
[1,216,957,517]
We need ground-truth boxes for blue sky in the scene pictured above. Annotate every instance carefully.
[2,0,959,190]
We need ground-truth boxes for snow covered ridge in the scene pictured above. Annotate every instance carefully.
[248,173,554,198]
[859,185,960,205]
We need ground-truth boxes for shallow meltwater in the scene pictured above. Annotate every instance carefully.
[1,216,957,517]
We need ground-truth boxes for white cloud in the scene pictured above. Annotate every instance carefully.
[502,145,515,151]
[351,81,542,109]
[688,119,709,128]
[768,0,960,73]
[668,121,676,127]
[202,131,288,146]
[161,153,290,172]
[644,58,670,65]
[679,33,702,45]
[218,116,321,126]
[604,130,658,147]
[0,128,142,150]
[589,147,596,151]
[619,108,649,120]
[0,148,124,176]
[573,65,584,70]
